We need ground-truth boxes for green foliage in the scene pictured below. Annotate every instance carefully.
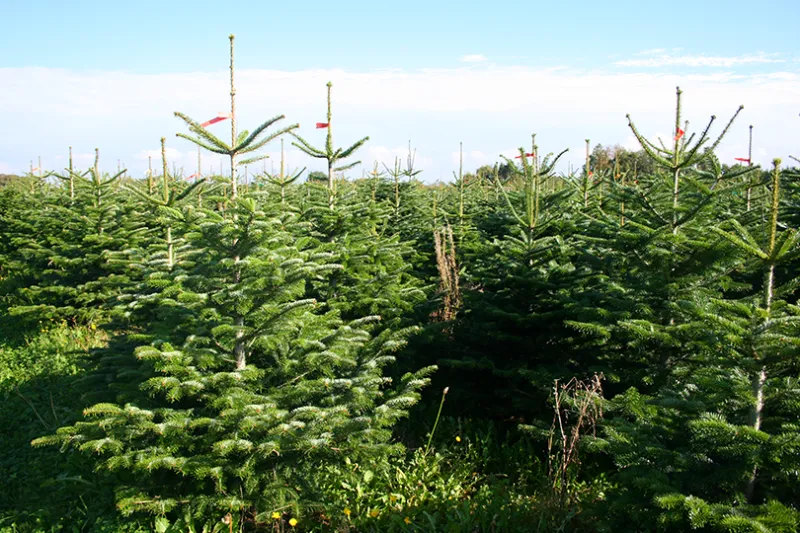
[0,323,121,532]
[1,154,148,327]
[30,193,434,524]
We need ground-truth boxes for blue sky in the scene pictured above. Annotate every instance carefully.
[1,0,799,180]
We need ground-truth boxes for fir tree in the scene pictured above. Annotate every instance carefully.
[596,162,800,531]
[290,82,369,208]
[5,150,144,325]
[174,35,298,201]
[34,197,435,524]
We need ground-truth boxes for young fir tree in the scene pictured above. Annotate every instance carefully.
[174,35,299,201]
[597,161,800,532]
[263,138,306,212]
[433,142,585,420]
[108,138,208,336]
[365,144,436,278]
[284,85,427,331]
[573,87,750,391]
[34,193,435,527]
[5,150,144,326]
[381,141,423,216]
[294,173,428,331]
[290,82,369,209]
[123,138,206,271]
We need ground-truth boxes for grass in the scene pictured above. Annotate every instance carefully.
[0,320,583,532]
[0,321,131,532]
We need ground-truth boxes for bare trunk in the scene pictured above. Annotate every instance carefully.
[166,226,174,270]
[672,167,680,234]
[747,261,774,502]
[621,170,626,226]
[234,317,246,370]
[395,174,400,210]
[326,84,334,208]
[231,154,237,199]
[230,35,244,369]
[68,146,74,201]
[233,255,246,370]
[745,365,767,501]
[532,135,539,230]
[229,35,238,199]
[584,139,590,208]
[328,161,334,208]
[747,162,780,503]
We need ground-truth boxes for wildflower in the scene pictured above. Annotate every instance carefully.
[455,435,461,442]
[344,508,351,517]
[271,512,281,519]
[389,495,397,504]
[90,323,97,331]
[289,517,298,527]
[404,516,412,524]
[370,509,379,518]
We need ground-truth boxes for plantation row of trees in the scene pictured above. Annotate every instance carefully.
[1,38,799,533]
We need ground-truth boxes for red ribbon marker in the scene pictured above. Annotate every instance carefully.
[514,153,536,159]
[674,128,685,141]
[735,157,751,163]
[200,113,231,128]
[316,122,329,129]
[186,173,199,180]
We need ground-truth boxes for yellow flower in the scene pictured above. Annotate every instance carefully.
[90,323,97,331]
[389,495,397,504]
[404,516,412,524]
[455,435,461,442]
[369,509,379,518]
[271,511,281,520]
[344,508,351,517]
[289,517,298,527]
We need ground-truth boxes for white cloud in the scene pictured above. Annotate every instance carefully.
[1,61,798,179]
[616,52,785,68]
[460,54,487,63]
